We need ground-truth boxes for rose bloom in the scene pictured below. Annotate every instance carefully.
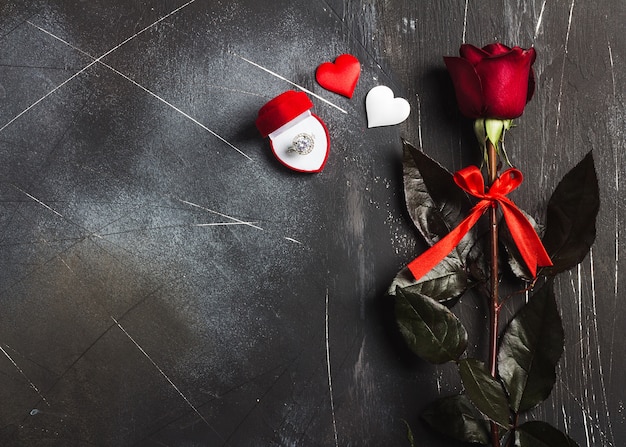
[444,43,536,120]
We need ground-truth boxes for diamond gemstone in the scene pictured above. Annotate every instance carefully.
[291,134,314,155]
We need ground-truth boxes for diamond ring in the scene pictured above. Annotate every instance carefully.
[288,133,315,155]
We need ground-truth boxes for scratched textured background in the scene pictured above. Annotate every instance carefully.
[0,0,623,446]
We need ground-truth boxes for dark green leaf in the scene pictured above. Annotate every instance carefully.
[498,281,564,413]
[466,229,489,282]
[394,140,476,303]
[458,358,510,428]
[402,140,477,260]
[542,152,599,275]
[516,421,579,447]
[394,286,468,363]
[421,394,490,444]
[388,258,468,305]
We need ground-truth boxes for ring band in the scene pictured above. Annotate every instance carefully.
[288,133,315,155]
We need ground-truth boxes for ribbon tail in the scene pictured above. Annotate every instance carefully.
[500,202,553,277]
[407,203,488,281]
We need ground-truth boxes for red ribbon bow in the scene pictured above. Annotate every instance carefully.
[407,166,552,281]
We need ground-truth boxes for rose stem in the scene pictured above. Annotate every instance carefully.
[487,139,501,446]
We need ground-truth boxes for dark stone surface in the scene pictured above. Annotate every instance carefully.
[0,1,623,446]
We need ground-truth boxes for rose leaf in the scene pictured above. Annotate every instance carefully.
[542,152,599,275]
[402,140,477,260]
[394,286,468,363]
[458,358,510,428]
[421,394,491,444]
[388,254,468,305]
[497,280,564,413]
[516,421,580,447]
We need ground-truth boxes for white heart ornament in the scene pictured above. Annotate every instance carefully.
[365,85,410,128]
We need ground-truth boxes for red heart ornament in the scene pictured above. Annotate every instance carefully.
[316,54,361,98]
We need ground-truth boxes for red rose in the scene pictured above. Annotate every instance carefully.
[444,43,536,119]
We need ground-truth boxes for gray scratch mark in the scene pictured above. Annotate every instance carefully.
[0,221,261,244]
[12,185,64,218]
[0,0,197,134]
[608,41,616,100]
[111,317,224,440]
[608,39,619,382]
[202,83,266,98]
[194,222,259,227]
[28,22,251,161]
[234,54,348,114]
[609,211,619,380]
[415,93,423,150]
[559,377,616,447]
[152,441,171,447]
[0,63,83,71]
[30,408,68,418]
[177,199,264,231]
[462,0,469,43]
[615,166,619,296]
[574,264,593,447]
[555,0,575,135]
[325,289,339,447]
[533,0,547,41]
[588,250,617,445]
[57,253,76,274]
[0,345,50,406]
[284,237,302,244]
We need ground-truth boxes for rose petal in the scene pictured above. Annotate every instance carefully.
[482,43,513,56]
[444,56,485,118]
[527,47,537,65]
[459,44,489,65]
[527,67,536,102]
[474,49,534,118]
[524,47,537,101]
